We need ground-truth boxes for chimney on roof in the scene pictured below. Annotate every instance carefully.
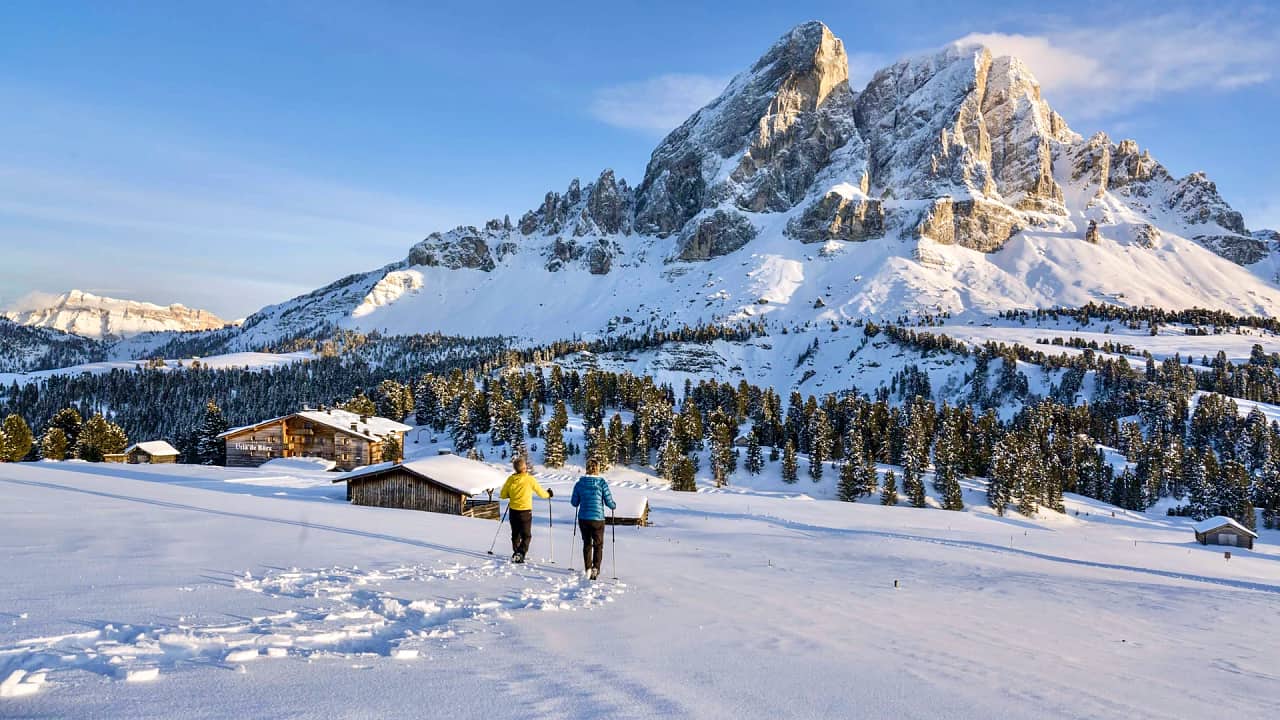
[350,423,357,431]
[360,415,369,423]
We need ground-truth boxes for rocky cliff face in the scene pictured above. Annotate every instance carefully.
[402,21,1264,273]
[633,21,856,236]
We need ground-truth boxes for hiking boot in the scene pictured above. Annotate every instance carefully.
[512,553,524,564]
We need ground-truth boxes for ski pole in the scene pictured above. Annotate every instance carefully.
[547,496,555,564]
[487,505,508,555]
[570,507,579,571]
[611,507,618,580]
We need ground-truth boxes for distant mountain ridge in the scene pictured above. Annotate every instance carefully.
[4,290,231,340]
[12,21,1280,367]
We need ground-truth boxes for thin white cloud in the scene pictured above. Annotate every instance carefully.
[590,73,728,132]
[955,12,1279,119]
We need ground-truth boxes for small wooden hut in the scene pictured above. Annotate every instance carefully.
[333,454,506,519]
[125,441,180,464]
[605,495,650,527]
[1193,516,1257,550]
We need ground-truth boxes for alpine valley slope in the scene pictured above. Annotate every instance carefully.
[137,22,1280,351]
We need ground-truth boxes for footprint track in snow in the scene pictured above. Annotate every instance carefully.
[0,560,626,699]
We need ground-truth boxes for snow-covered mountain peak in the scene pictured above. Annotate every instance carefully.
[4,290,231,340]
[175,21,1280,350]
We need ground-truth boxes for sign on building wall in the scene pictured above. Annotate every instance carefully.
[231,442,277,452]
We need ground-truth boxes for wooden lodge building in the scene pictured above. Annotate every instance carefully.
[1193,516,1258,550]
[333,454,506,519]
[125,441,180,464]
[218,408,410,471]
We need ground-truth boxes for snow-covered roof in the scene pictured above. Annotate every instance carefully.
[218,408,411,443]
[611,493,649,519]
[1192,516,1258,538]
[334,454,508,496]
[125,440,179,456]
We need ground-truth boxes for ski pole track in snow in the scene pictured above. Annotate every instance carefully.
[0,560,625,698]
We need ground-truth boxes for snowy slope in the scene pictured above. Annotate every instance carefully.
[4,290,231,340]
[1,454,1277,717]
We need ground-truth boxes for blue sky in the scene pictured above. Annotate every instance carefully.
[3,1,1278,318]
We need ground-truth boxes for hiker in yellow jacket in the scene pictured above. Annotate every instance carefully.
[499,457,551,563]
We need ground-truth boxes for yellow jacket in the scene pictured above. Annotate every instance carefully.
[500,472,550,511]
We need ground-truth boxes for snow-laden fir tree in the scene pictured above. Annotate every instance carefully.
[414,376,443,429]
[782,440,798,484]
[527,399,543,438]
[542,420,566,468]
[709,415,735,487]
[551,400,569,431]
[987,438,1015,516]
[671,455,697,492]
[194,400,228,466]
[586,426,611,473]
[837,454,860,502]
[745,432,763,475]
[451,399,477,453]
[49,408,83,449]
[342,392,377,417]
[880,469,898,506]
[808,409,831,482]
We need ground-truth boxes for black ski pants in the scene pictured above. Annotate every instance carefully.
[510,509,533,557]
[579,519,605,571]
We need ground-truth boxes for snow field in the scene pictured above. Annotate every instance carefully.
[1,455,1277,718]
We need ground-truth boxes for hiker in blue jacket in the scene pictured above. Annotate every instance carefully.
[570,459,616,580]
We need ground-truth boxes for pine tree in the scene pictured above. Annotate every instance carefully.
[76,414,128,462]
[586,426,611,472]
[710,417,734,487]
[987,438,1014,516]
[194,400,228,466]
[808,410,831,481]
[451,400,477,452]
[379,434,402,463]
[672,455,698,492]
[837,455,860,502]
[543,421,566,468]
[880,469,899,506]
[745,433,764,475]
[782,441,798,484]
[904,450,926,508]
[414,376,442,429]
[49,408,83,449]
[527,399,543,438]
[1,414,33,462]
[342,392,377,417]
[40,427,69,461]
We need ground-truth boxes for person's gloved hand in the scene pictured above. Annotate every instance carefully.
[547,488,555,498]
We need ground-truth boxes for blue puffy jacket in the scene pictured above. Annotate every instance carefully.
[570,475,616,522]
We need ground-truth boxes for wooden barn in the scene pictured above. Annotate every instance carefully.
[218,408,410,472]
[125,441,180,464]
[1193,516,1258,550]
[333,454,506,519]
[606,494,650,527]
